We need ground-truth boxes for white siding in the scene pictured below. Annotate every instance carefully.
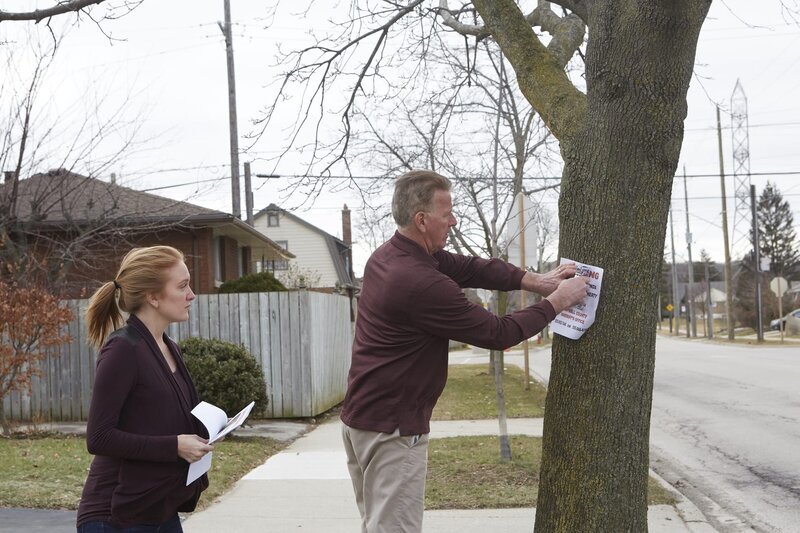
[254,211,342,288]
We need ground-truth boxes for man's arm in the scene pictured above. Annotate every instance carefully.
[521,263,577,296]
[412,274,589,350]
[434,250,525,291]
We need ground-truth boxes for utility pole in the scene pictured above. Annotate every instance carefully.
[219,0,241,218]
[716,106,735,341]
[705,263,713,339]
[683,166,697,338]
[669,206,680,335]
[244,162,254,226]
[518,192,530,390]
[751,184,764,341]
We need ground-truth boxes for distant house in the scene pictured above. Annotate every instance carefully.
[0,169,292,297]
[253,203,356,292]
[679,281,727,318]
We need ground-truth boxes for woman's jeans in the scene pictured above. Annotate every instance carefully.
[77,514,182,533]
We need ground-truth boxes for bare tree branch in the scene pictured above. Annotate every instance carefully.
[472,0,587,142]
[250,0,426,180]
[547,0,590,24]
[439,1,585,69]
[0,0,106,23]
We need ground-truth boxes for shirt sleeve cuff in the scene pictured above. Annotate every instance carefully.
[510,269,526,291]
[539,298,557,321]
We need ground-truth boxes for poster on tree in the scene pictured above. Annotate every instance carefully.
[551,258,603,340]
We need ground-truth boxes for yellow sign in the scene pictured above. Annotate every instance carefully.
[666,304,674,312]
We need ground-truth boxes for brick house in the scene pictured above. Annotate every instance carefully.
[0,169,292,297]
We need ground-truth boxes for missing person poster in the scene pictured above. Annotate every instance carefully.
[550,258,603,340]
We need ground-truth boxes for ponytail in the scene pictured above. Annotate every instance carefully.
[86,281,124,349]
[85,245,185,349]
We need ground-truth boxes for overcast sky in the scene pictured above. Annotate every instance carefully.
[3,1,799,276]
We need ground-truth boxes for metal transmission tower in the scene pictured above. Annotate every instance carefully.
[730,80,752,258]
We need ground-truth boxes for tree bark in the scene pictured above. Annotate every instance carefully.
[473,1,711,531]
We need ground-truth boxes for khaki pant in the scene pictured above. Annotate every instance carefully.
[341,423,429,533]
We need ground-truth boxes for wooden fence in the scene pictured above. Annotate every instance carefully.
[3,291,353,422]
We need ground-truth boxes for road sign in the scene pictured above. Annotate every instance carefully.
[666,304,674,312]
[770,276,788,297]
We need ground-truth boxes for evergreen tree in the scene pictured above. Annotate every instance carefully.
[735,183,799,328]
[697,249,722,282]
[757,182,800,279]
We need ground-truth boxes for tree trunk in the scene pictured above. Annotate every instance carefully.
[0,399,9,435]
[493,349,512,461]
[534,3,710,532]
[492,290,512,460]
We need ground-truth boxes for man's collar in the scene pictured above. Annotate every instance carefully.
[391,231,438,267]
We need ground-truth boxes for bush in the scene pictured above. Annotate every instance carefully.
[218,271,286,293]
[180,337,268,418]
[0,281,73,434]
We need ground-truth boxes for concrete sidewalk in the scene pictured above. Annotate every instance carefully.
[182,418,714,533]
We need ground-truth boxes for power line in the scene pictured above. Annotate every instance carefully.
[672,192,800,201]
[257,170,800,181]
[134,168,800,194]
[141,177,226,192]
[685,120,800,132]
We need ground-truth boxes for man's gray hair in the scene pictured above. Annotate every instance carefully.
[392,170,452,228]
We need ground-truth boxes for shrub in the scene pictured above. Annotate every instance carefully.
[0,281,73,434]
[218,271,286,293]
[180,337,268,418]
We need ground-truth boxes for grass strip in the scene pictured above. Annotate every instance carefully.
[433,364,547,420]
[426,436,675,509]
[0,434,285,510]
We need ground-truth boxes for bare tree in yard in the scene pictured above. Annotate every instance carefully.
[0,280,73,434]
[0,39,189,296]
[258,1,716,529]
[349,42,561,460]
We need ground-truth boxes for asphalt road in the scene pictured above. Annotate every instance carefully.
[649,336,800,533]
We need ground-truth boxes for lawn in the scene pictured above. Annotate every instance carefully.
[0,434,285,510]
[433,364,547,420]
[426,436,675,509]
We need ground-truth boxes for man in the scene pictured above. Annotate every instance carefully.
[340,170,589,532]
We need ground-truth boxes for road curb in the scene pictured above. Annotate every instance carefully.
[649,469,718,532]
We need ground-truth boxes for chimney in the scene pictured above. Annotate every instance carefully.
[110,172,117,184]
[341,204,352,246]
[4,171,15,183]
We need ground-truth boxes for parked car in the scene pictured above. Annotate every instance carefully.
[769,309,800,332]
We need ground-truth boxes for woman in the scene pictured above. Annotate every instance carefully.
[77,246,211,533]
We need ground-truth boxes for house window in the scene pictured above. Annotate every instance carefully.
[266,240,289,271]
[267,212,280,227]
[213,236,224,283]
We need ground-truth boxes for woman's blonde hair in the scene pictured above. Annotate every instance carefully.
[86,245,185,349]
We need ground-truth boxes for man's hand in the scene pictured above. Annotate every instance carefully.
[545,276,590,314]
[178,434,214,463]
[521,263,577,296]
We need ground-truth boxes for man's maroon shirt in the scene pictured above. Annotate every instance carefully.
[340,232,556,436]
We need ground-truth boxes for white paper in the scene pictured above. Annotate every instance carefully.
[186,400,255,485]
[550,258,603,340]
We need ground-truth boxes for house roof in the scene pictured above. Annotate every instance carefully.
[692,287,727,303]
[254,203,355,286]
[2,169,293,259]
